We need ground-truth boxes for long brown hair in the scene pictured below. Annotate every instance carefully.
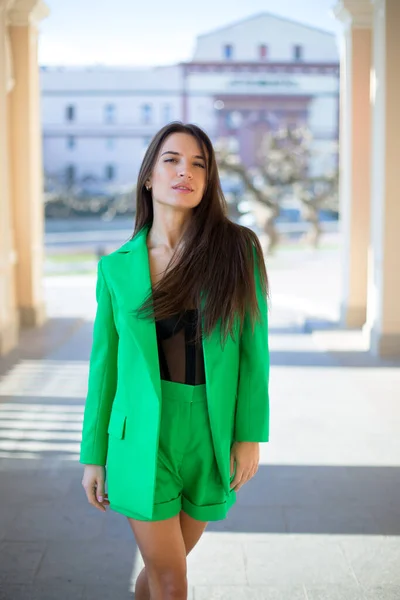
[133,121,269,344]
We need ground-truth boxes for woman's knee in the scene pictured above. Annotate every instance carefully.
[128,516,188,598]
[148,565,187,599]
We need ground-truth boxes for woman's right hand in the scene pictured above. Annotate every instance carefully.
[81,464,110,512]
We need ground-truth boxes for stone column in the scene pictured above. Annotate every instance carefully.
[8,0,49,327]
[0,0,18,355]
[333,1,373,327]
[365,0,400,356]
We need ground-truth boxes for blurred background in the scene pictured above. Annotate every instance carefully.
[2,0,398,361]
[39,1,340,266]
[0,1,400,599]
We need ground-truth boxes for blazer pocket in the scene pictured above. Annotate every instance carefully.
[107,408,127,440]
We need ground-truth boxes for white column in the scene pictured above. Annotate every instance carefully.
[8,0,49,327]
[365,0,400,356]
[0,0,18,355]
[333,1,373,328]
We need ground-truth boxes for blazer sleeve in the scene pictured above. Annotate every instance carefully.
[234,250,270,443]
[80,259,118,465]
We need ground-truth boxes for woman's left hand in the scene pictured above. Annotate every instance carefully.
[230,441,260,491]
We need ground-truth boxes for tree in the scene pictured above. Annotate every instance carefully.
[215,125,338,252]
[43,171,136,219]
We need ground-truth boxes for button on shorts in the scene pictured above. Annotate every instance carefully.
[127,379,236,522]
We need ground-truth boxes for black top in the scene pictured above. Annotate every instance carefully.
[155,309,205,385]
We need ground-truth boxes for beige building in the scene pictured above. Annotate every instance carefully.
[0,0,399,357]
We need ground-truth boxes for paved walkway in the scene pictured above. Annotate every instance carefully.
[1,242,400,599]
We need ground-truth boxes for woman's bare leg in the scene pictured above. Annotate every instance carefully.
[179,511,208,555]
[129,511,207,600]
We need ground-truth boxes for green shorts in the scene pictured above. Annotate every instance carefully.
[128,379,236,522]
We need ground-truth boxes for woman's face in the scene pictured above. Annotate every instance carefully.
[147,132,207,211]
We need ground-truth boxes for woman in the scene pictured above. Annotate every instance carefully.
[80,121,270,600]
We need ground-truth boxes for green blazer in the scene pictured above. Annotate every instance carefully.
[80,225,270,519]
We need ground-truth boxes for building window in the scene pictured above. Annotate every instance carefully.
[104,103,116,124]
[65,164,76,185]
[106,137,115,150]
[259,44,268,60]
[293,45,303,61]
[163,103,172,123]
[66,105,75,121]
[141,104,152,125]
[67,136,76,150]
[223,44,233,60]
[105,164,115,181]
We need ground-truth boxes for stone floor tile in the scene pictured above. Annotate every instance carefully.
[371,506,400,536]
[82,584,134,600]
[194,585,306,599]
[187,535,246,586]
[0,584,30,600]
[339,537,400,588]
[4,500,103,542]
[284,505,381,535]
[0,506,19,542]
[82,585,192,600]
[35,540,137,586]
[244,536,358,587]
[101,510,135,541]
[304,585,365,599]
[0,542,46,584]
[363,585,400,600]
[235,466,336,509]
[30,582,85,600]
[207,505,286,534]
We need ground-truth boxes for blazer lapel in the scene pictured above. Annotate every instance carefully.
[116,225,162,405]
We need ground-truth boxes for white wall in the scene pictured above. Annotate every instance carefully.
[44,135,156,184]
[193,14,338,62]
[186,96,216,135]
[44,136,146,184]
[308,95,338,137]
[40,66,182,93]
[41,95,181,126]
[41,66,184,185]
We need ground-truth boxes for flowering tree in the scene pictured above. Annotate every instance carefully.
[215,125,338,253]
[43,171,136,219]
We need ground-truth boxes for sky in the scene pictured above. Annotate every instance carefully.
[38,0,341,67]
